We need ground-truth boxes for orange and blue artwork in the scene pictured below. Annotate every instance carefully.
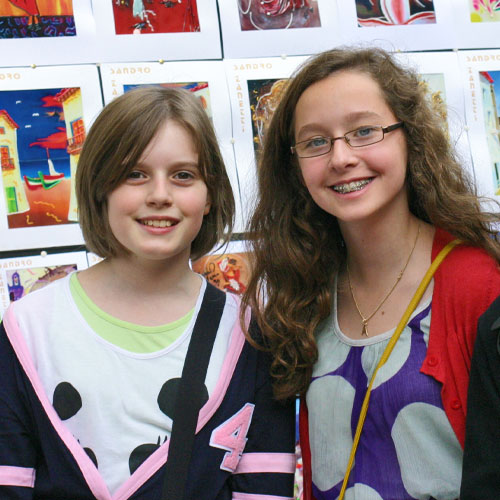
[237,0,321,30]
[112,0,199,35]
[0,0,75,38]
[355,0,436,27]
[0,87,85,228]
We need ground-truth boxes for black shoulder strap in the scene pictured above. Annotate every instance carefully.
[161,283,226,500]
[492,315,500,356]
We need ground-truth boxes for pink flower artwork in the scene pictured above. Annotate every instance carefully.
[356,0,436,27]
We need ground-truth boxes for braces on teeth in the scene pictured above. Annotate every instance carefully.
[333,179,370,194]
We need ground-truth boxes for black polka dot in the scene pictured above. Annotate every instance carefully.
[157,378,209,418]
[53,382,82,420]
[129,436,166,474]
[84,447,98,468]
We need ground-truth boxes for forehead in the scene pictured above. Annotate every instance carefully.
[294,70,396,137]
[139,119,198,161]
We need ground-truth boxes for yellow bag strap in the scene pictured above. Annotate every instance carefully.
[338,238,462,500]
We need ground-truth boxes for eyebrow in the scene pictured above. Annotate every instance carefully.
[296,110,383,139]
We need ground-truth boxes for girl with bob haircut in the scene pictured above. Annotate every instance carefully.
[242,47,500,499]
[0,86,295,499]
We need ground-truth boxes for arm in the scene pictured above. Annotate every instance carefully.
[0,322,37,500]
[230,331,296,499]
[461,295,500,500]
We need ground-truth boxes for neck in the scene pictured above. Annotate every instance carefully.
[340,211,422,281]
[80,249,200,301]
[76,252,203,326]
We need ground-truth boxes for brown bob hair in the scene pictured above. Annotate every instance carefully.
[76,86,234,261]
[242,46,500,400]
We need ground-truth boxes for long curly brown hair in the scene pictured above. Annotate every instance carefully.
[241,46,500,400]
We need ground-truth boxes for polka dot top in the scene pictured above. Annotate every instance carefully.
[306,283,462,500]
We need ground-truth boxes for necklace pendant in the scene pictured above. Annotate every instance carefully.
[361,321,369,337]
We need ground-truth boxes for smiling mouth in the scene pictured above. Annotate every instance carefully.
[332,179,372,194]
[140,219,177,228]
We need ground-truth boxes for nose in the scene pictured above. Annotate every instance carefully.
[327,136,358,170]
[146,176,173,207]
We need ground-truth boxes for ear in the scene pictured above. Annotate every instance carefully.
[204,197,211,216]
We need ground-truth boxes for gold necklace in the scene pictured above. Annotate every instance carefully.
[346,223,421,337]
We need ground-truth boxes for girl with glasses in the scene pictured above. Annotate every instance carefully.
[242,47,500,499]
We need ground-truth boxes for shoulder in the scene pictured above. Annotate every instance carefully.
[432,228,500,302]
[4,275,72,336]
[9,274,70,312]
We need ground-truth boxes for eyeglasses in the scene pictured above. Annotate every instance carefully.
[291,122,404,159]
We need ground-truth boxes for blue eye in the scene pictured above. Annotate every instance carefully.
[353,126,376,138]
[305,137,329,149]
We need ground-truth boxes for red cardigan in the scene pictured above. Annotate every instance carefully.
[300,228,500,499]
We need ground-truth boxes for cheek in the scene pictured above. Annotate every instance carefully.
[299,161,324,193]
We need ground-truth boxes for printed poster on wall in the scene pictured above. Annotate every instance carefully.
[339,0,458,51]
[0,64,103,251]
[218,0,340,58]
[0,0,97,66]
[225,56,306,225]
[91,0,221,62]
[450,0,500,49]
[191,240,251,296]
[99,60,244,231]
[394,51,472,177]
[459,49,500,202]
[0,249,88,317]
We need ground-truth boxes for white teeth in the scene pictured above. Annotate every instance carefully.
[142,220,174,228]
[333,179,371,194]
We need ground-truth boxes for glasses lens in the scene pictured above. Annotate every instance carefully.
[296,137,332,158]
[346,126,383,147]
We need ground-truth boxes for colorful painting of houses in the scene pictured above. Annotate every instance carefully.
[0,0,75,38]
[0,87,85,228]
[0,110,30,216]
[479,71,500,195]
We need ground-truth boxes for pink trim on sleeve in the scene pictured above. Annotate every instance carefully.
[233,493,294,500]
[0,466,35,488]
[234,453,296,474]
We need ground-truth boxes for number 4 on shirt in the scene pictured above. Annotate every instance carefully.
[210,403,255,472]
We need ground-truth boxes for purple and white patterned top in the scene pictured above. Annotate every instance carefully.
[306,286,462,500]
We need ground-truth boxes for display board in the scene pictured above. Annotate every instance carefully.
[0,64,103,251]
[225,55,307,222]
[0,0,97,66]
[339,0,459,51]
[91,0,221,62]
[0,0,498,254]
[218,0,340,58]
[459,49,500,200]
[394,51,473,178]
